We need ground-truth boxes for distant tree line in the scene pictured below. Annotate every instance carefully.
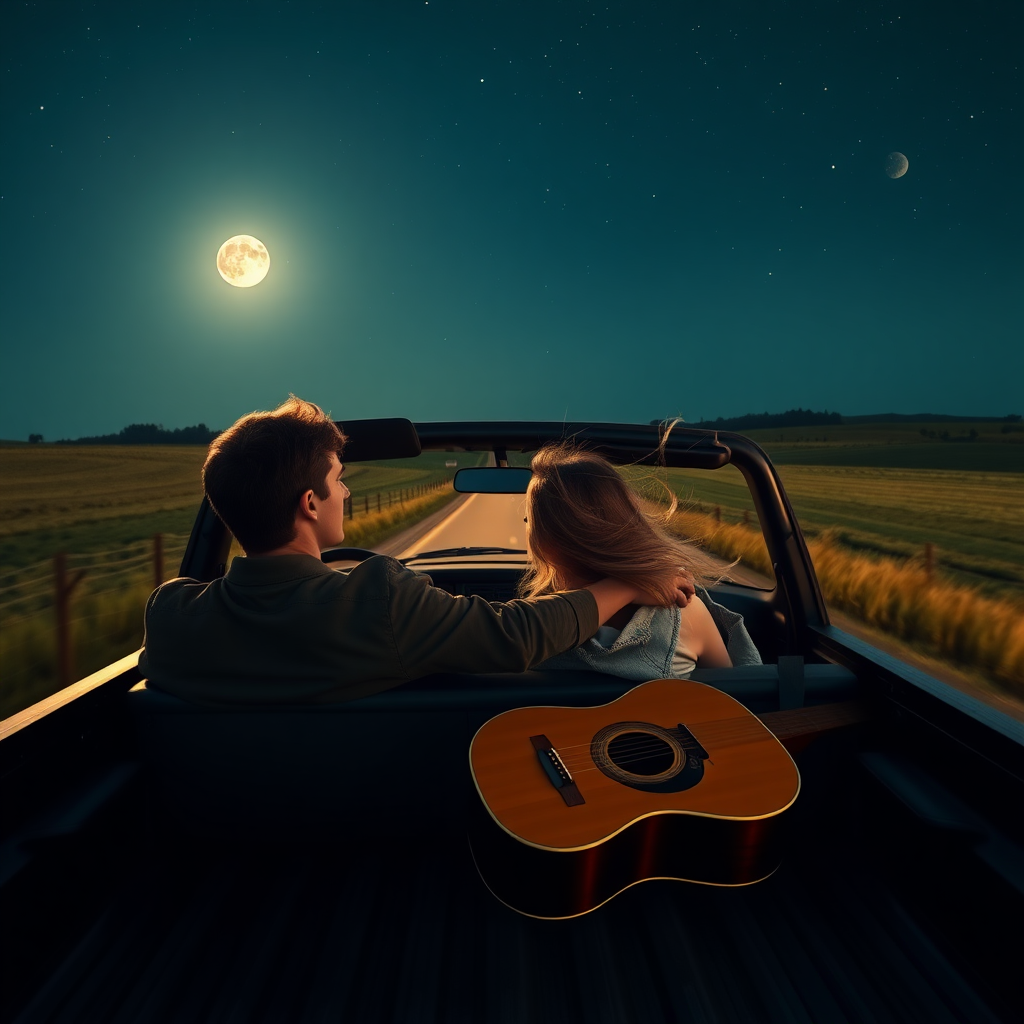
[54,423,221,445]
[841,412,1021,424]
[690,409,843,431]
[675,410,1021,431]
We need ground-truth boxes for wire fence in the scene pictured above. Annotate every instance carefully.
[0,534,191,620]
[342,477,453,519]
[0,534,191,713]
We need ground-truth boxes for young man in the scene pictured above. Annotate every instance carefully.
[139,396,694,705]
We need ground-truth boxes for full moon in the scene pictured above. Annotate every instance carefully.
[885,152,909,179]
[216,234,270,287]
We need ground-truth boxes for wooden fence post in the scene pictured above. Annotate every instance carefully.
[377,493,381,513]
[713,505,722,523]
[742,510,751,527]
[153,533,164,589]
[924,543,934,580]
[364,495,369,515]
[54,552,86,690]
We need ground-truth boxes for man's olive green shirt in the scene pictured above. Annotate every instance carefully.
[138,554,599,706]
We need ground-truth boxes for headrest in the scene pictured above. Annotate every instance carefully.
[337,418,421,461]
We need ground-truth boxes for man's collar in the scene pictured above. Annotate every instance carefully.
[225,553,337,585]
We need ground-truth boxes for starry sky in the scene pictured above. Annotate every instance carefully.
[2,0,1021,440]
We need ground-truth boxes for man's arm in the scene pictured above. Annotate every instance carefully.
[385,561,593,678]
[385,560,694,680]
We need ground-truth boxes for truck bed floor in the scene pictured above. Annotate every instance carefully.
[12,808,1014,1024]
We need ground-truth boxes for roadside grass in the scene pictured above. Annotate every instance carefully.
[667,511,1024,700]
[0,580,153,720]
[667,509,774,578]
[664,465,1024,601]
[338,486,459,550]
[809,531,1023,696]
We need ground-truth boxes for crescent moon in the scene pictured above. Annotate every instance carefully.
[885,152,909,179]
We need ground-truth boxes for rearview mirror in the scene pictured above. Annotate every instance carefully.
[453,467,533,494]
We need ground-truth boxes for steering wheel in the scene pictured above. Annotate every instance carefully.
[321,547,379,563]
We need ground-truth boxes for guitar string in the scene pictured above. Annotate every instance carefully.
[558,752,698,774]
[555,728,774,771]
[552,723,767,767]
[554,736,693,766]
[563,749,700,774]
[520,709,852,776]
[542,712,771,755]
[544,703,860,758]
[555,737,704,769]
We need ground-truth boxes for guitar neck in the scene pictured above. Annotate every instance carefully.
[757,700,868,747]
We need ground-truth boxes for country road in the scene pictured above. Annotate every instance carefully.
[397,493,528,557]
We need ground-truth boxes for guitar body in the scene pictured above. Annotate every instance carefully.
[468,679,800,919]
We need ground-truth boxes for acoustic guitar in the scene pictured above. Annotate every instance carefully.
[468,678,801,919]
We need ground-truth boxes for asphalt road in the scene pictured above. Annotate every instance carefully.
[393,492,529,558]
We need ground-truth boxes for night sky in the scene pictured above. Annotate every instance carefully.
[2,0,1021,440]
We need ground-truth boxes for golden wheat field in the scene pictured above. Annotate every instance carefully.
[661,463,1024,600]
[664,509,1023,700]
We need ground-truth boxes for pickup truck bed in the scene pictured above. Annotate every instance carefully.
[6,733,1018,1024]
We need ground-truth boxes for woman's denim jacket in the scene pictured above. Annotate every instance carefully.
[537,586,761,681]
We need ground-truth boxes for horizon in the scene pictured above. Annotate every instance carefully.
[5,407,1022,445]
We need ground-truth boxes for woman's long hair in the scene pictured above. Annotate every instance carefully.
[518,442,727,605]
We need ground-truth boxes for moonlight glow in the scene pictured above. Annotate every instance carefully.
[216,235,270,287]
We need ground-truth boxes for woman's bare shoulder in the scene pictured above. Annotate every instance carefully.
[678,592,714,625]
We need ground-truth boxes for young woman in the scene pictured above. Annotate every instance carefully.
[521,443,761,680]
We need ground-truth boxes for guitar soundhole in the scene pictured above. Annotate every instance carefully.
[591,721,707,793]
[607,732,675,776]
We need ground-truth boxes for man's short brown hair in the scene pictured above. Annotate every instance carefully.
[202,396,348,554]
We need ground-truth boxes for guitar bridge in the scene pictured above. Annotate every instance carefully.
[529,734,585,807]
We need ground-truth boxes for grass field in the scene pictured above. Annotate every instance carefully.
[0,446,483,573]
[740,418,1022,443]
[658,463,1024,601]
[740,420,1024,473]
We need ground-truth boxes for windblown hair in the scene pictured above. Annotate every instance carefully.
[202,396,347,554]
[519,443,725,605]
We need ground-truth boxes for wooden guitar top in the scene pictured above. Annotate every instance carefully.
[470,679,800,852]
